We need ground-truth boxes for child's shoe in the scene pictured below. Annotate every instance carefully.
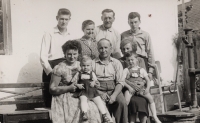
[102,113,110,123]
[82,112,88,121]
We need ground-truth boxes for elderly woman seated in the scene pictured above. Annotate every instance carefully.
[49,40,110,123]
[120,39,149,123]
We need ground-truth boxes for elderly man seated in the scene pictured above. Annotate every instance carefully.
[92,38,128,123]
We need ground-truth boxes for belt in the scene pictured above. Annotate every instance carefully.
[97,80,115,91]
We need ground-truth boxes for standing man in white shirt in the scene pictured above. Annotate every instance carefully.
[94,9,122,59]
[40,8,72,107]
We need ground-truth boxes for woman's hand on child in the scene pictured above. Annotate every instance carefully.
[90,81,100,88]
[101,93,110,102]
[90,81,96,87]
[95,81,100,88]
[109,94,116,104]
[68,83,77,92]
[128,87,135,95]
[133,83,141,91]
[144,87,150,95]
[75,84,85,90]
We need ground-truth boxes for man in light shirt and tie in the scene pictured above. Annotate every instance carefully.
[40,8,72,107]
[94,9,122,59]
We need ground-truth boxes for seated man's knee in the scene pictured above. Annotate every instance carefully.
[116,94,127,108]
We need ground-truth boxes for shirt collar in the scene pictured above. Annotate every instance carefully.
[95,56,114,63]
[128,66,140,70]
[81,71,91,74]
[129,28,143,35]
[80,35,96,42]
[54,26,70,35]
[100,25,113,32]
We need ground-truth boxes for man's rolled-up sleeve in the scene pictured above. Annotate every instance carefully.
[40,33,52,75]
[146,33,155,73]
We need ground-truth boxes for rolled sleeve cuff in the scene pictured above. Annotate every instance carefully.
[44,66,53,75]
[117,81,124,87]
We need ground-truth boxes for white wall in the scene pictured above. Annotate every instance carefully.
[0,0,178,87]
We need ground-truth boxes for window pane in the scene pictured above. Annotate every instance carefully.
[0,0,3,53]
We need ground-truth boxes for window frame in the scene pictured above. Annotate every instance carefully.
[0,0,12,55]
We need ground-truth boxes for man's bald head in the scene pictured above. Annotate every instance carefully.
[97,38,112,47]
[97,38,112,58]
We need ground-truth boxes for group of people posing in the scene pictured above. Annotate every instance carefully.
[40,8,161,123]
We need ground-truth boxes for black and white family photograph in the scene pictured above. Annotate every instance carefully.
[0,0,200,123]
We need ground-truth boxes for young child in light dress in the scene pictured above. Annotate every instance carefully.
[123,52,161,123]
[73,55,112,123]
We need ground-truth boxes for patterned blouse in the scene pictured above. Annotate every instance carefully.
[52,61,81,85]
[77,36,99,59]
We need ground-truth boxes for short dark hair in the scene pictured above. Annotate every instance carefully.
[120,38,137,52]
[128,12,140,21]
[82,20,95,31]
[62,40,82,54]
[57,8,71,17]
[102,9,115,17]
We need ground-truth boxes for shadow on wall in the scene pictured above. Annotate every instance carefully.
[15,53,44,110]
[17,53,42,84]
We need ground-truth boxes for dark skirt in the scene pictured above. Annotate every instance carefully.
[42,58,66,107]
[128,95,149,117]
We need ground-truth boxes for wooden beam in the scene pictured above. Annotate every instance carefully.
[0,83,49,88]
[0,99,44,105]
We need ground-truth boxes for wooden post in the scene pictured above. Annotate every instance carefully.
[186,29,198,108]
[182,0,186,29]
[181,0,192,105]
[182,40,191,104]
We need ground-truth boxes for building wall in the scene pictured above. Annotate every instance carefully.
[178,0,200,29]
[0,0,178,99]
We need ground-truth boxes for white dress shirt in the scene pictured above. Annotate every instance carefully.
[40,26,72,75]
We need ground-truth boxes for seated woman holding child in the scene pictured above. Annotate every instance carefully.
[120,39,161,123]
[49,40,111,123]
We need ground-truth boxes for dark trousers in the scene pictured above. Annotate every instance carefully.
[98,80,128,123]
[106,92,128,123]
[42,58,65,107]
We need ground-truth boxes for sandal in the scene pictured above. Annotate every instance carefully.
[102,113,110,123]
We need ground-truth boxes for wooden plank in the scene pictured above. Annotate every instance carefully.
[0,110,49,115]
[158,111,195,118]
[0,99,44,105]
[0,83,48,88]
[0,87,42,101]
[5,112,49,122]
[150,86,171,95]
[0,89,23,94]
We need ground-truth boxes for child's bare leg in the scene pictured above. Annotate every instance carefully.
[140,93,161,123]
[80,96,88,113]
[124,90,133,105]
[93,96,112,122]
[92,96,106,114]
